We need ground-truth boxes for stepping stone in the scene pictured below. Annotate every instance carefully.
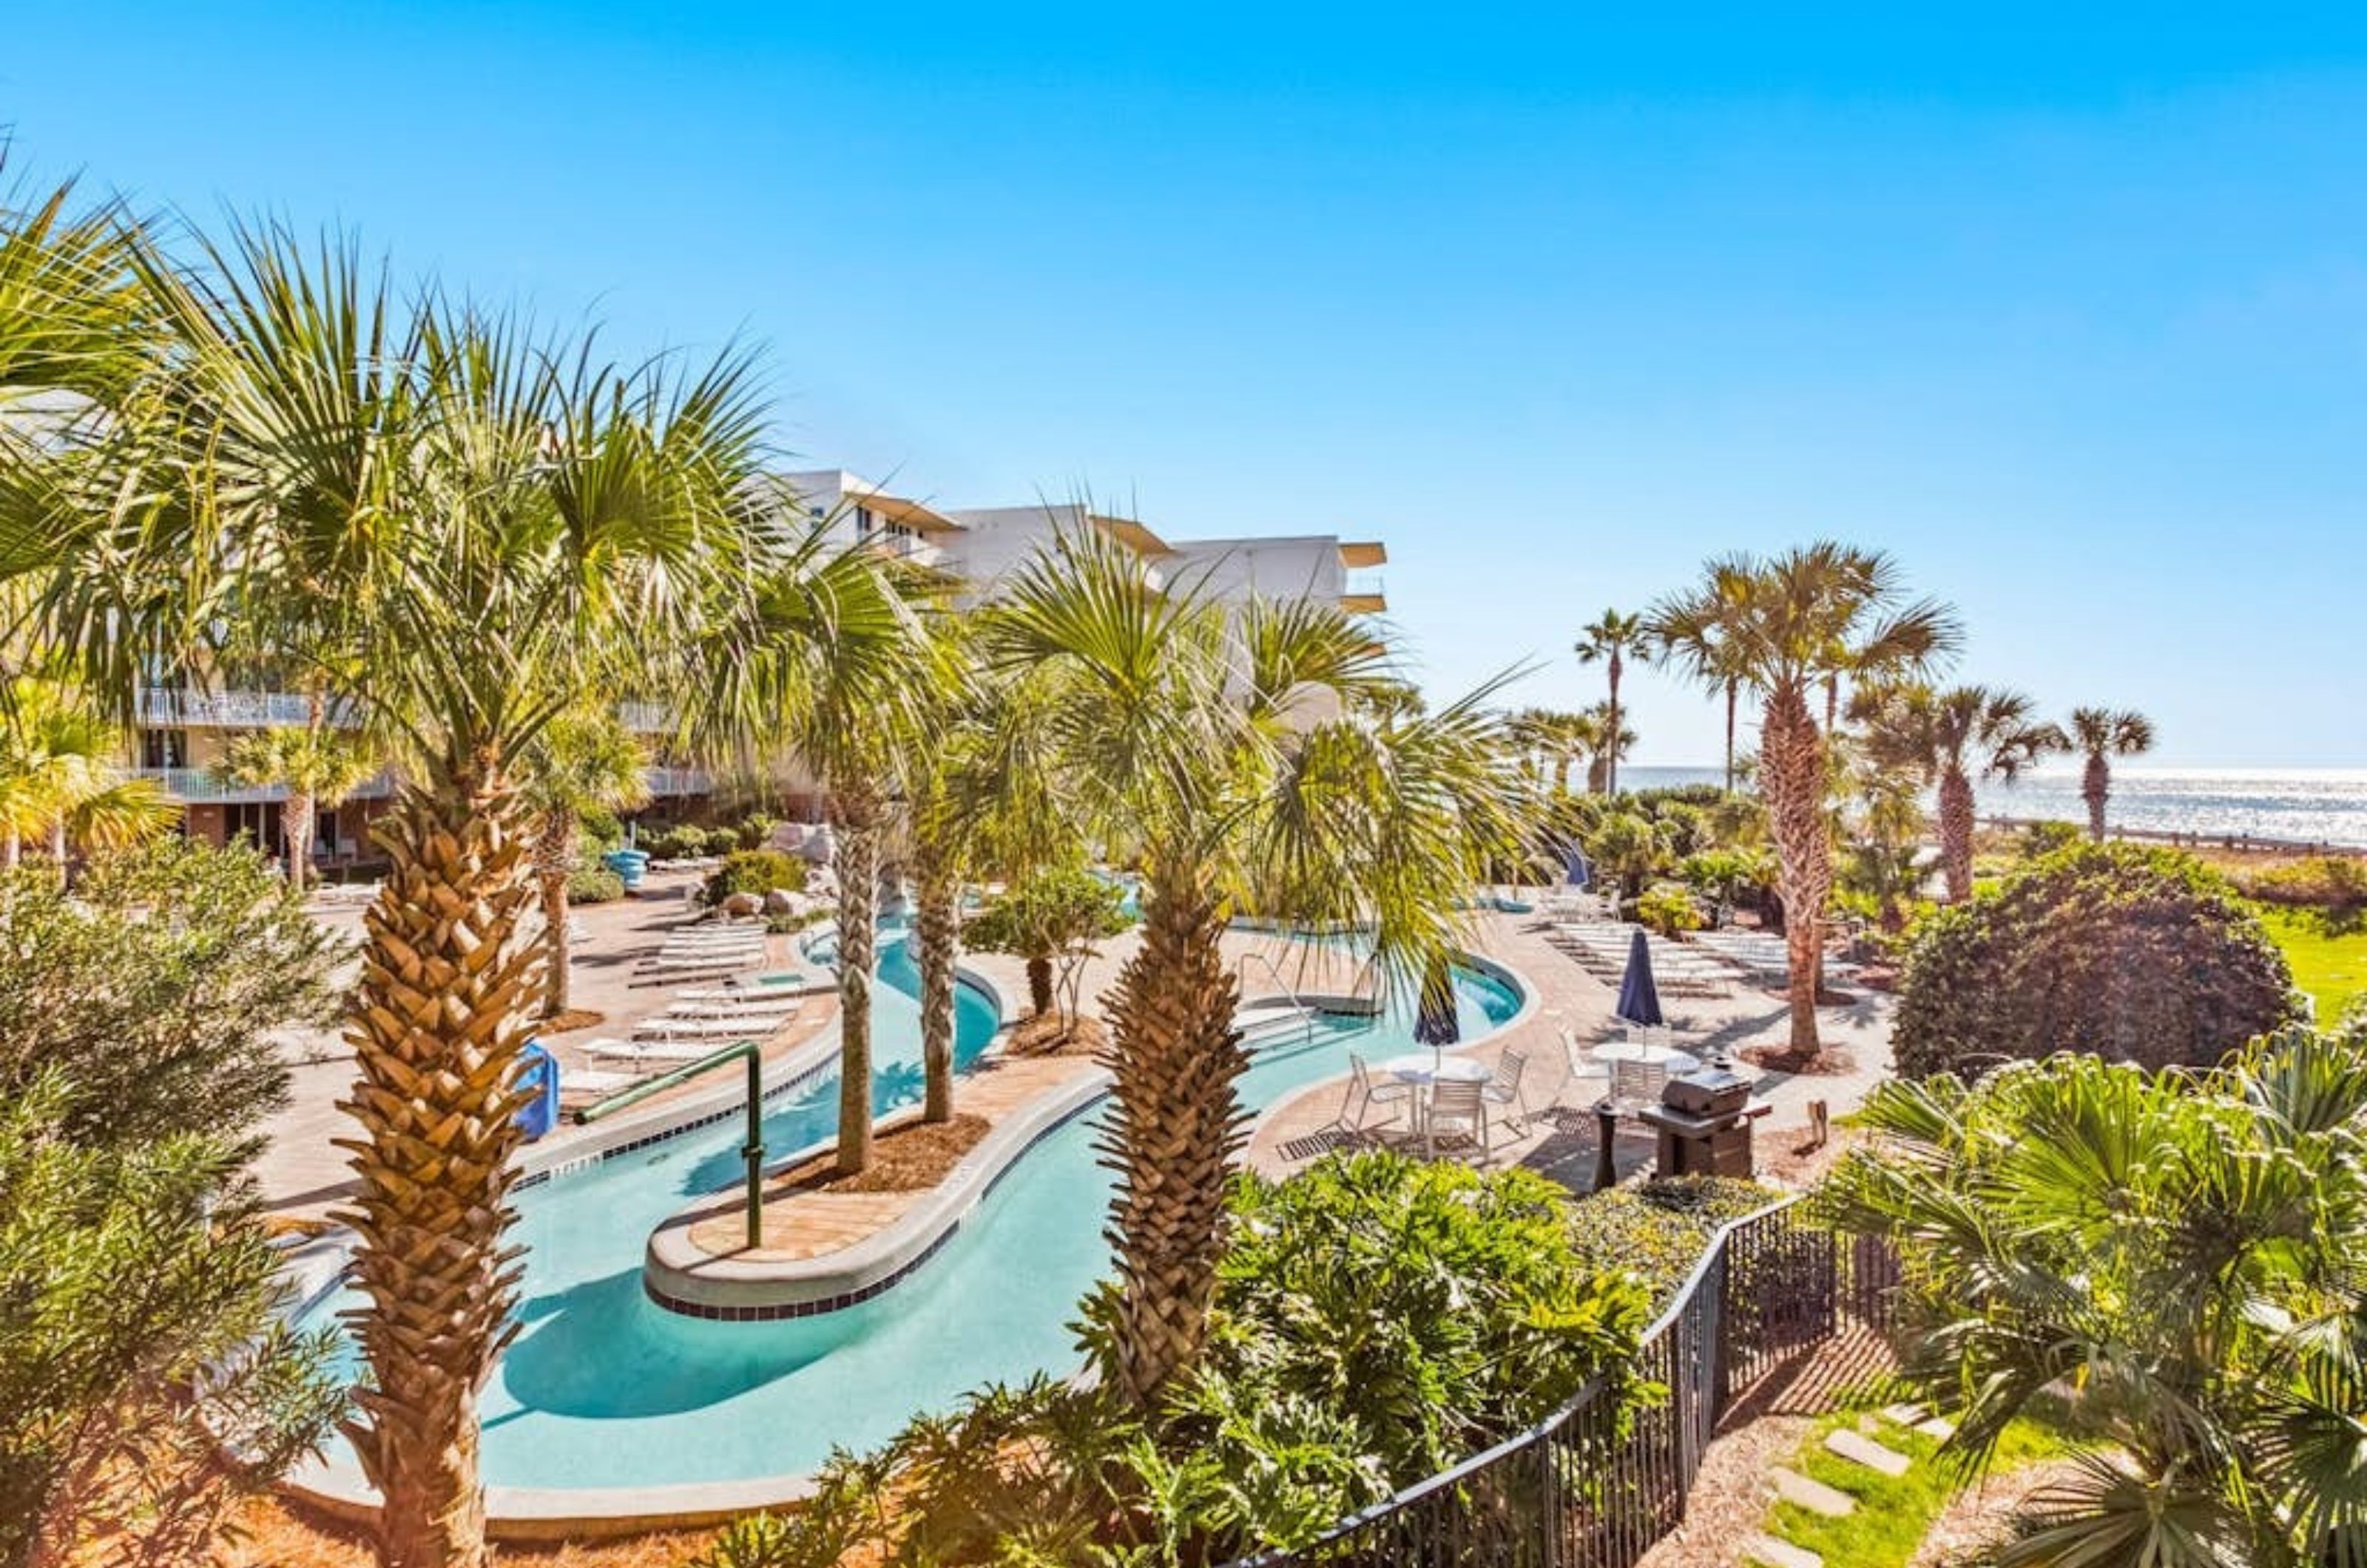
[1914,1415,1957,1441]
[1770,1466,1857,1518]
[1742,1535,1823,1568]
[1878,1402,1925,1427]
[1826,1427,1914,1478]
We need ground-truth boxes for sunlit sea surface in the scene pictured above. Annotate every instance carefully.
[1618,766,2367,851]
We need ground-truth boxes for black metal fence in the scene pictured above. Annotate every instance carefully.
[1226,1199,1894,1568]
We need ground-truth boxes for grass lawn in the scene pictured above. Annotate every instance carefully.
[2260,908,2367,1021]
[1763,1399,2081,1568]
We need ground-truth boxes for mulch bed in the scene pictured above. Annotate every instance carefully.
[1740,1042,1861,1078]
[1009,1011,1107,1059]
[224,1496,712,1566]
[766,1113,992,1197]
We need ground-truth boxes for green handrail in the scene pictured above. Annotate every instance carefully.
[573,1039,767,1250]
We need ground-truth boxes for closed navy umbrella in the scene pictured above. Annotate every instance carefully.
[1414,953,1461,1084]
[1615,927,1665,1029]
[1563,843,1593,890]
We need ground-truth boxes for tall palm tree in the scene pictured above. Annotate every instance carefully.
[516,711,650,1018]
[1647,556,1752,791]
[1649,544,1959,1057]
[982,529,1526,1409]
[1573,609,1645,794]
[703,526,933,1176]
[2066,706,2155,842]
[1854,683,2063,902]
[0,675,179,873]
[14,228,774,1568]
[221,723,380,891]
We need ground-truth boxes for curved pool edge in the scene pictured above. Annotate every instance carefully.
[644,1064,1114,1319]
[277,953,1533,1534]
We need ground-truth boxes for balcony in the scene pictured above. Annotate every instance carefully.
[137,688,360,729]
[134,767,398,804]
[646,766,713,797]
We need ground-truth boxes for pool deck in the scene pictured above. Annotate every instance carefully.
[1242,908,1896,1192]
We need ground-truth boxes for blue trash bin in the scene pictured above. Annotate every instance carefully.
[602,848,650,893]
[516,1039,560,1140]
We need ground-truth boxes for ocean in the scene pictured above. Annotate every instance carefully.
[1614,766,2367,852]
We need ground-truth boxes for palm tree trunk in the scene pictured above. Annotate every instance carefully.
[833,785,882,1177]
[1759,689,1830,1058]
[2083,753,2110,842]
[1723,680,1738,791]
[338,768,541,1568]
[1938,768,1975,902]
[1098,851,1243,1409]
[2,828,17,868]
[1552,753,1571,794]
[1605,657,1621,797]
[915,842,958,1123]
[533,812,577,1018]
[285,788,315,893]
[1025,953,1056,1016]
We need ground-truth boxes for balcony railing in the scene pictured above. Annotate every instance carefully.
[134,767,398,804]
[645,766,713,796]
[136,689,360,729]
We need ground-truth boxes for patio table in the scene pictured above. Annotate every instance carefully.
[1380,1052,1490,1136]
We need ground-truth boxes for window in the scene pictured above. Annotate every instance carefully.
[139,729,188,769]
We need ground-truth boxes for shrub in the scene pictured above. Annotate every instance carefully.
[732,813,780,851]
[0,838,345,1152]
[0,1075,348,1567]
[1678,847,1777,916]
[703,848,806,905]
[2017,819,2084,859]
[1635,882,1705,937]
[1894,842,2297,1077]
[2234,854,2367,932]
[1565,1177,1778,1308]
[964,864,1130,1019]
[567,863,627,905]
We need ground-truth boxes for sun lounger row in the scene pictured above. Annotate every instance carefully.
[1546,922,1739,996]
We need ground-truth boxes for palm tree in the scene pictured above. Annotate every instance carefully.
[221,724,380,891]
[703,526,934,1176]
[1854,683,2062,902]
[0,675,180,873]
[516,711,650,1018]
[982,529,1526,1410]
[1578,700,1635,794]
[2065,706,2155,842]
[14,228,774,1568]
[1649,544,1959,1057]
[1647,556,1752,791]
[1573,609,1645,794]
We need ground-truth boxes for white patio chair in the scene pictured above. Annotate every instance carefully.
[1482,1048,1533,1133]
[1425,1077,1493,1162]
[1608,1056,1668,1115]
[1339,1052,1414,1135]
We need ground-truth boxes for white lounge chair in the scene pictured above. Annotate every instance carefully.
[1338,1052,1414,1135]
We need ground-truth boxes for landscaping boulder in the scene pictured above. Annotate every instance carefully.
[720,891,764,919]
[763,888,799,916]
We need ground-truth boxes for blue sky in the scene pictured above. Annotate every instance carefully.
[7,4,2366,766]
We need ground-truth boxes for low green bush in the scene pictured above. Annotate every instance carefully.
[2234,854,2367,933]
[1565,1176,1778,1308]
[1635,882,1705,937]
[732,814,780,851]
[702,849,806,905]
[567,864,626,905]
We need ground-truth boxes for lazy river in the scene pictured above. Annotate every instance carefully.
[294,932,1524,1495]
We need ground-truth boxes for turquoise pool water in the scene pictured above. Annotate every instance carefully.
[297,935,1521,1492]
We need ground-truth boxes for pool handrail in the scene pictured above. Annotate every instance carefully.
[574,1038,767,1249]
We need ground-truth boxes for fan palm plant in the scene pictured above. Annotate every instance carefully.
[701,522,934,1175]
[0,675,179,873]
[13,226,774,1568]
[516,710,650,1018]
[220,723,381,891]
[1824,1028,2367,1566]
[1648,544,1959,1057]
[1854,683,2062,902]
[982,528,1527,1410]
[1573,609,1644,794]
[2065,706,2155,842]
